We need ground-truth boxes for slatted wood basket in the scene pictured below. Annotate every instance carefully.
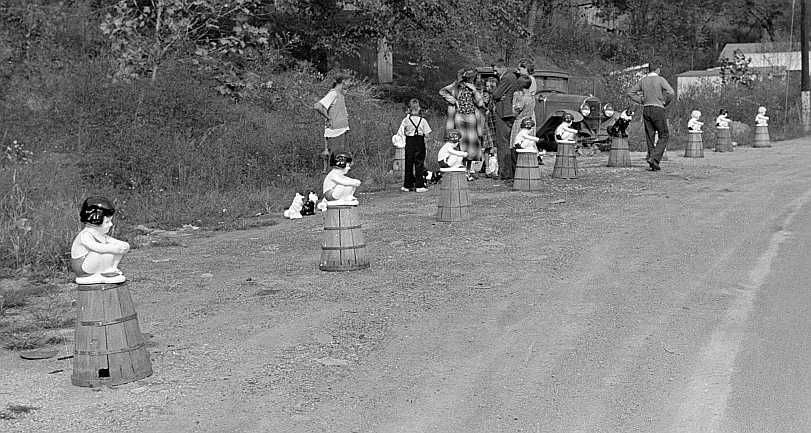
[753,125,771,148]
[684,131,704,157]
[552,140,579,179]
[716,127,733,152]
[393,147,405,176]
[513,150,543,191]
[607,136,631,167]
[320,203,370,272]
[436,169,470,222]
[72,282,152,387]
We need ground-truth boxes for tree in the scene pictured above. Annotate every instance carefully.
[99,0,270,82]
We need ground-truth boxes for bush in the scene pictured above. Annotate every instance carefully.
[0,56,422,272]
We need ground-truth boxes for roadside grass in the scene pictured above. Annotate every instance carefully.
[0,281,73,351]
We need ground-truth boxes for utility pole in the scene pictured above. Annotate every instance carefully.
[802,0,810,132]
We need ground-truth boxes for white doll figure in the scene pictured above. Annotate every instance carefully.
[283,193,304,219]
[514,117,540,153]
[307,191,319,206]
[437,129,468,170]
[70,197,130,285]
[687,110,704,132]
[755,106,769,126]
[555,113,578,142]
[322,152,361,205]
[715,109,731,129]
[316,198,328,212]
[485,147,499,177]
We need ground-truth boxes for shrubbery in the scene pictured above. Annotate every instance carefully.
[0,55,423,271]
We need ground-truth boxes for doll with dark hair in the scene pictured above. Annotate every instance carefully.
[322,152,361,204]
[70,197,130,285]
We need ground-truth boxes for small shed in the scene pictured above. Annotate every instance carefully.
[676,67,723,97]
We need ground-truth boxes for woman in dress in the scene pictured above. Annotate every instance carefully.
[439,68,485,180]
[510,75,536,149]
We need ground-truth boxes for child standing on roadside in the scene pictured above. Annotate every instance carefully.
[396,99,432,192]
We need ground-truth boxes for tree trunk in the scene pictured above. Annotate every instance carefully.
[523,0,540,52]
[151,1,163,82]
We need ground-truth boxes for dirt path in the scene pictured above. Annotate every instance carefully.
[2,142,811,432]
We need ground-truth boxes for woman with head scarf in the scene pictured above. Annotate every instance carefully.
[439,68,485,180]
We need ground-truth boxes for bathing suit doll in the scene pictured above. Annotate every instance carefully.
[322,152,361,205]
[70,197,131,285]
[755,106,769,126]
[687,110,704,132]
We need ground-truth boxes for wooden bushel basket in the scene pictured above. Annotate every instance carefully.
[513,150,543,191]
[607,136,631,167]
[684,131,704,157]
[716,127,733,152]
[436,169,470,222]
[72,282,152,387]
[392,147,405,176]
[552,140,579,179]
[320,204,370,272]
[753,125,771,148]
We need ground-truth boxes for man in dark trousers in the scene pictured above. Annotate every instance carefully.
[492,59,532,181]
[626,61,675,171]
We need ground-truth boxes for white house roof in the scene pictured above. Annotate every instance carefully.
[719,42,798,60]
[677,67,722,77]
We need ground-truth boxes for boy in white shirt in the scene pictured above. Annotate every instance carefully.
[395,98,432,192]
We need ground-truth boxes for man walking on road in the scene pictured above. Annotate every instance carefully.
[626,62,675,171]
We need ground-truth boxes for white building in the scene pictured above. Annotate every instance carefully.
[719,42,808,71]
[675,68,724,97]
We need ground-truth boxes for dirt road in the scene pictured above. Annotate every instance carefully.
[3,140,811,432]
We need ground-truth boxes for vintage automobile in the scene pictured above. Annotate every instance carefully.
[476,66,614,152]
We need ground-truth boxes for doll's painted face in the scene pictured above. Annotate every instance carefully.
[100,215,114,234]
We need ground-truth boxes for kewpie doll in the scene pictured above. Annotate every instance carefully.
[437,129,469,170]
[715,109,732,129]
[322,152,361,205]
[70,197,130,285]
[687,110,704,132]
[755,106,769,126]
[514,117,540,152]
[555,113,578,142]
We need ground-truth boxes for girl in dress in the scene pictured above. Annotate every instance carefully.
[510,75,536,153]
[439,68,485,181]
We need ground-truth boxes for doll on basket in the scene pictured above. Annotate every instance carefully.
[437,129,469,171]
[688,110,704,132]
[322,152,361,205]
[555,113,578,142]
[755,106,769,126]
[70,197,130,285]
[715,109,732,129]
